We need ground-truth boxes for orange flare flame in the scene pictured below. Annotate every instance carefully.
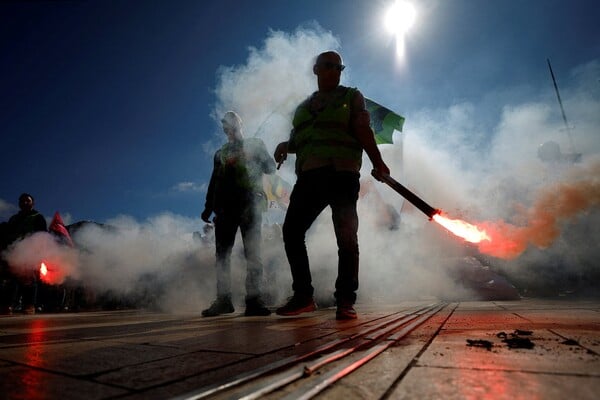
[432,213,491,244]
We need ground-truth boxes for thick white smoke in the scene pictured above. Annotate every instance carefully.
[0,199,16,220]
[211,26,600,302]
[1,213,217,313]
[208,25,478,304]
[3,231,80,284]
[71,213,216,311]
[391,60,600,297]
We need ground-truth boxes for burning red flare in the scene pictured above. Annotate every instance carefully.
[40,262,48,276]
[432,212,491,244]
[432,213,528,260]
[37,260,70,284]
[38,261,53,283]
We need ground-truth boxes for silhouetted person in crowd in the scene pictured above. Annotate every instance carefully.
[273,51,390,320]
[0,220,13,314]
[1,193,47,314]
[7,193,47,241]
[201,111,276,316]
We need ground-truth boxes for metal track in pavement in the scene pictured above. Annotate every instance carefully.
[280,304,445,400]
[173,303,445,400]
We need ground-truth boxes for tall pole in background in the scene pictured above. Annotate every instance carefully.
[547,58,576,153]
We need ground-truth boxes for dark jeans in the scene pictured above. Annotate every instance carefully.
[282,167,360,304]
[214,201,264,300]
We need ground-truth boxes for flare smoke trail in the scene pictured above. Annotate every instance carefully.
[478,159,600,259]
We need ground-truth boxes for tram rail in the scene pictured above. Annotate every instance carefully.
[174,302,447,400]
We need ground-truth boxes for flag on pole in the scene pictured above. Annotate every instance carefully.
[48,211,74,247]
[365,98,405,145]
[263,174,292,210]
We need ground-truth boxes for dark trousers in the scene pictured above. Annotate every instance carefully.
[214,203,264,300]
[282,167,360,304]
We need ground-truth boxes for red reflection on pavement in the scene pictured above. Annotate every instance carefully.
[447,312,541,399]
[21,318,49,399]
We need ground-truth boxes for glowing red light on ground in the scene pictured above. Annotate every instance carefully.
[432,212,491,244]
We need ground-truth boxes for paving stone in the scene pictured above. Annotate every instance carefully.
[388,366,600,400]
[94,350,251,390]
[0,365,128,399]
[0,340,187,376]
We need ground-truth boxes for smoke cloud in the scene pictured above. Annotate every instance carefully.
[0,198,16,220]
[395,59,600,297]
[477,159,600,259]
[208,25,487,303]
[208,25,600,301]
[1,213,217,313]
[209,24,340,186]
[4,231,80,285]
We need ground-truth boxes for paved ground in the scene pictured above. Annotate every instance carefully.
[0,299,598,399]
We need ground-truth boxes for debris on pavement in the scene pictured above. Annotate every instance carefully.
[561,339,579,346]
[466,339,493,350]
[496,330,535,349]
[502,336,535,349]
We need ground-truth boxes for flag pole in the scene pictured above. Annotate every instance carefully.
[547,58,575,153]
